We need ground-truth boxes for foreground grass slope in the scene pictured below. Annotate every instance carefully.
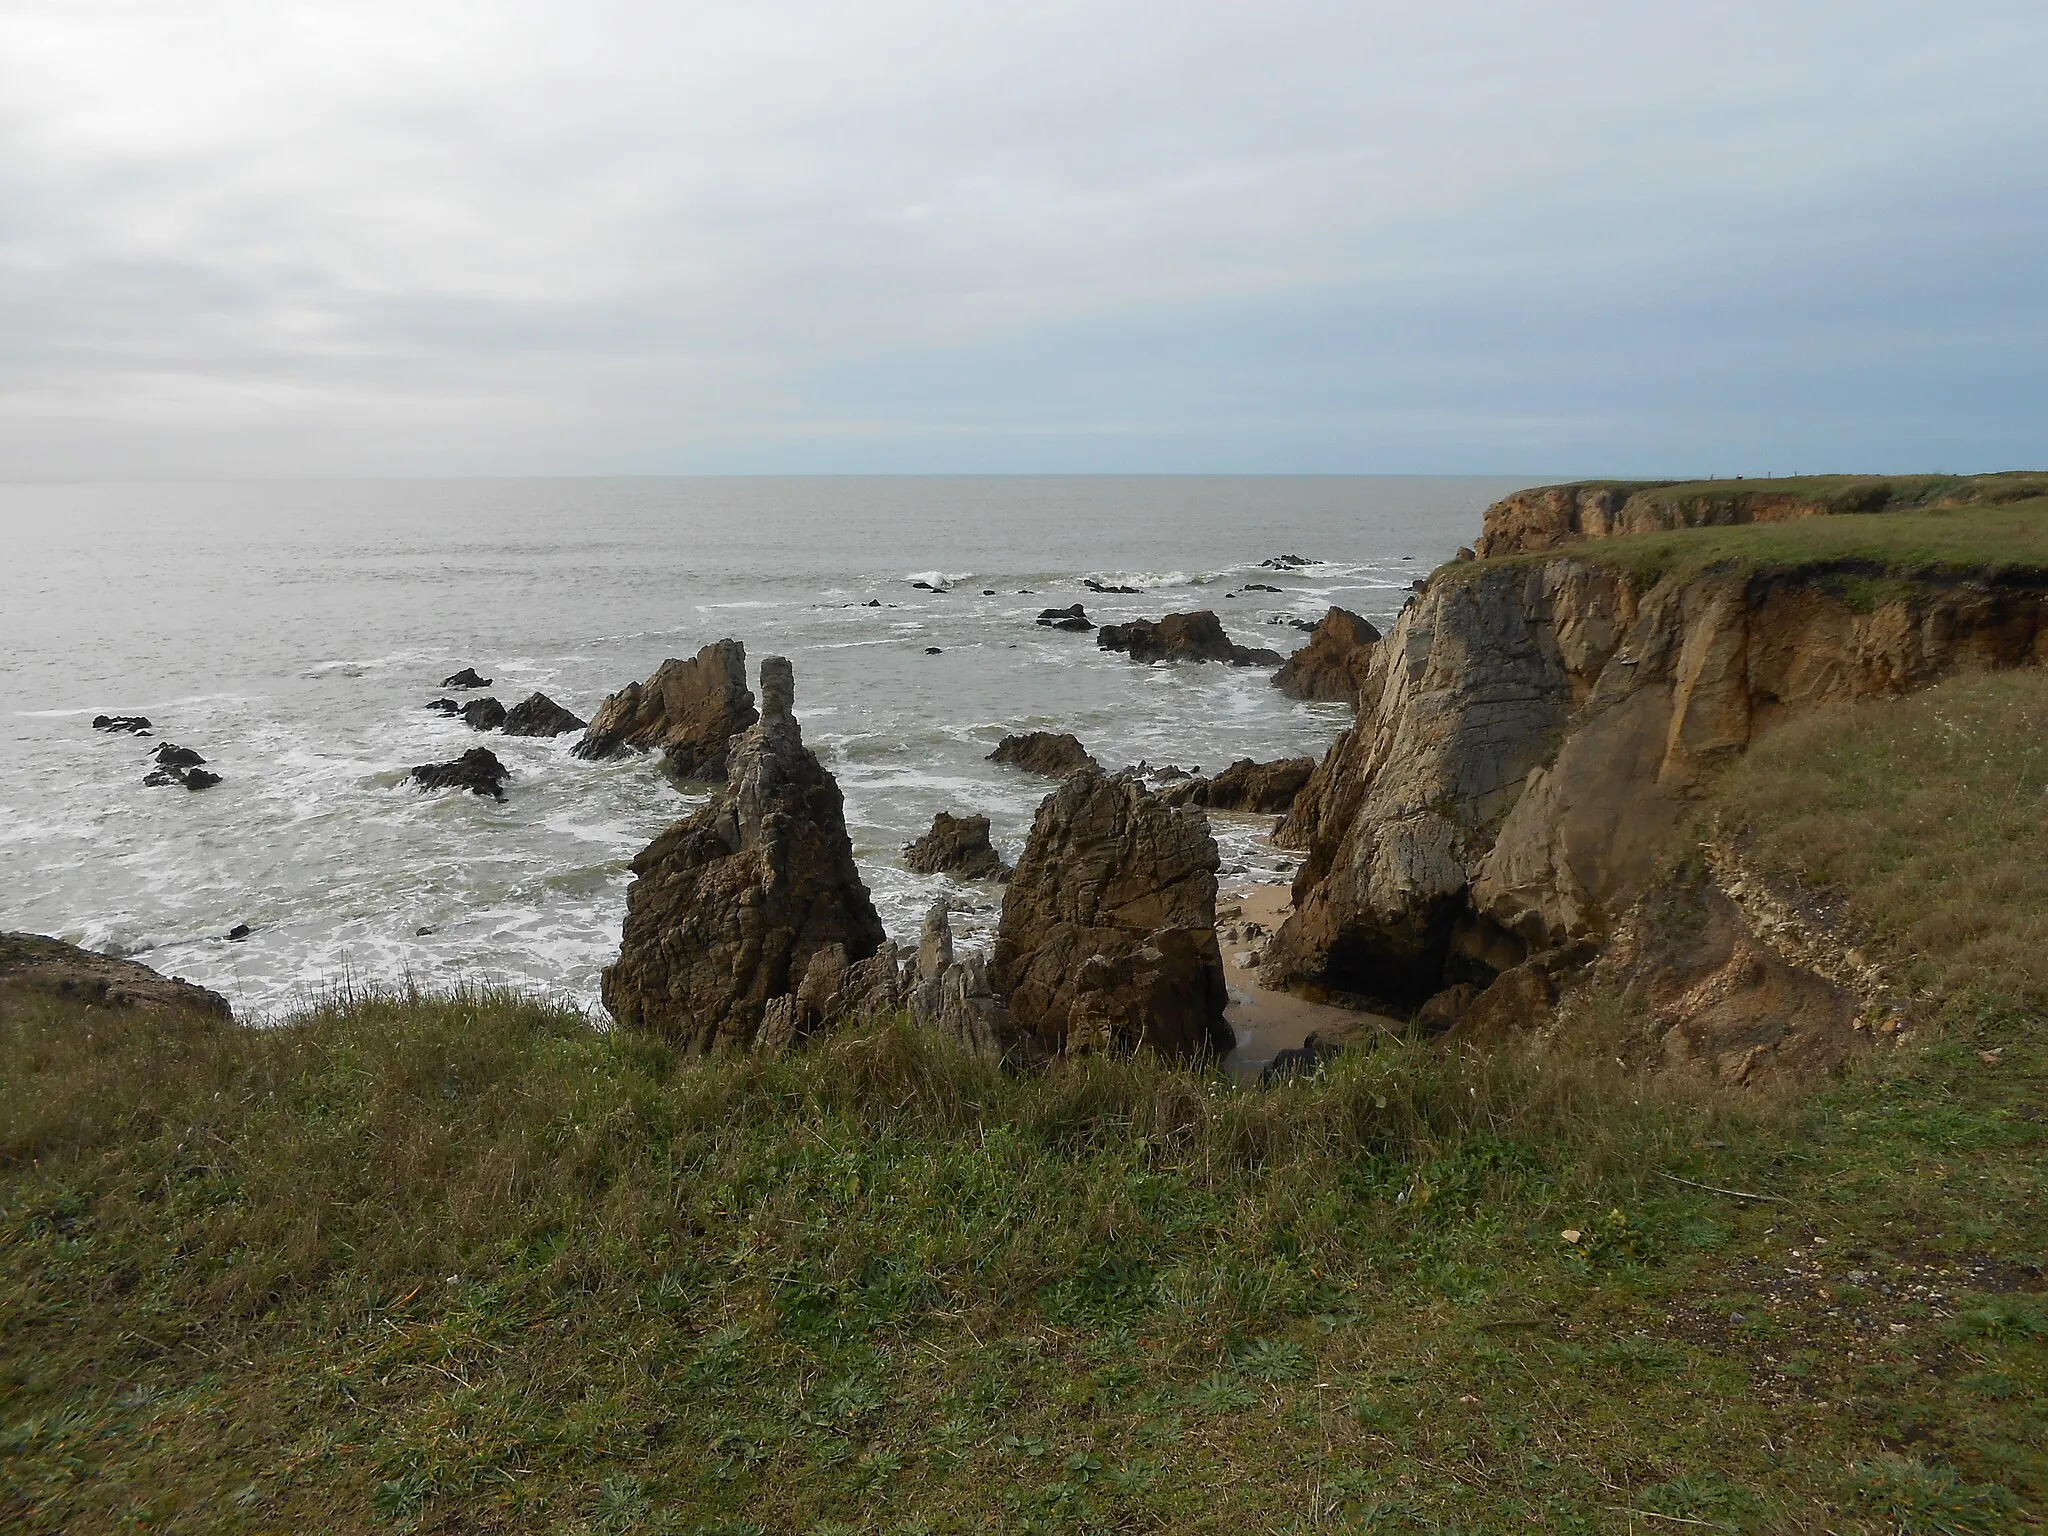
[4,670,2046,1534]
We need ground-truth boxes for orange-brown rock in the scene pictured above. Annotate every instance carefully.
[1272,607,1381,706]
[990,768,1230,1057]
[1263,556,2048,1017]
[573,640,758,779]
[1,932,232,1019]
[602,657,885,1051]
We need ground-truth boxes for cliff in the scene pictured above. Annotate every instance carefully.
[1266,527,2048,1075]
[1475,472,2048,558]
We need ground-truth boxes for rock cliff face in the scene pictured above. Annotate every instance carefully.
[1266,557,2048,1015]
[602,657,886,1051]
[1473,474,2048,558]
[991,768,1230,1057]
[1272,607,1382,705]
[573,641,759,778]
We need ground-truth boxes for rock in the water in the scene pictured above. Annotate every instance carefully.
[573,640,758,779]
[602,656,886,1051]
[92,714,152,734]
[152,742,206,769]
[1157,756,1315,814]
[1261,554,1315,569]
[1240,582,1281,593]
[225,923,252,942]
[183,768,222,790]
[425,698,462,715]
[989,767,1231,1057]
[144,761,221,790]
[442,667,492,689]
[501,692,587,738]
[1083,577,1142,594]
[1035,603,1095,631]
[1272,607,1382,706]
[461,697,507,732]
[0,931,231,1019]
[411,746,510,800]
[903,812,1010,881]
[988,731,1097,778]
[1096,611,1283,667]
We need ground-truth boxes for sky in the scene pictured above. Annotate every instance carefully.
[1,0,2043,478]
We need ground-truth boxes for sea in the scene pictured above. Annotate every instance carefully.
[0,476,1517,1022]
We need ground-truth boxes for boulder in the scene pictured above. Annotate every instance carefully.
[152,743,207,770]
[501,692,587,738]
[411,746,510,800]
[461,697,507,732]
[602,657,887,1052]
[1157,756,1315,814]
[989,767,1231,1057]
[442,668,492,689]
[988,731,1097,778]
[572,639,759,779]
[1272,607,1382,706]
[1096,611,1282,667]
[143,762,221,790]
[0,932,231,1019]
[91,714,152,734]
[1036,604,1095,631]
[903,812,1010,881]
[425,698,462,715]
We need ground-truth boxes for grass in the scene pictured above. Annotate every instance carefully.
[5,679,2048,1532]
[1454,481,2048,588]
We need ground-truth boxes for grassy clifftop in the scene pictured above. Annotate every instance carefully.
[4,672,2047,1533]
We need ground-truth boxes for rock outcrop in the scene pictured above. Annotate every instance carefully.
[907,902,1022,1059]
[411,747,510,800]
[92,715,151,734]
[461,697,508,732]
[1272,607,1382,706]
[990,768,1231,1057]
[1264,555,2048,1017]
[602,657,886,1052]
[988,731,1097,777]
[442,668,492,689]
[1036,604,1095,631]
[1157,756,1314,814]
[903,812,1010,881]
[573,640,758,779]
[1,932,231,1019]
[502,692,587,738]
[1096,611,1283,667]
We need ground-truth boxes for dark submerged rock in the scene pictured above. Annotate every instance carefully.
[501,692,587,738]
[1096,611,1283,667]
[152,743,206,769]
[425,698,462,715]
[411,746,510,800]
[1083,578,1142,594]
[92,714,152,734]
[988,731,1098,778]
[1035,603,1095,631]
[904,812,1010,881]
[442,667,492,689]
[461,697,508,732]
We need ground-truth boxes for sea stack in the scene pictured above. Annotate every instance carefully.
[602,656,886,1051]
[573,640,759,779]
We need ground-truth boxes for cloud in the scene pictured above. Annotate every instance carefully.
[0,0,2042,474]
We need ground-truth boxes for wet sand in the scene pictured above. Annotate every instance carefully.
[1211,815,1402,1080]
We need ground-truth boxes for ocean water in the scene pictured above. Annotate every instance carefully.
[0,476,1514,1020]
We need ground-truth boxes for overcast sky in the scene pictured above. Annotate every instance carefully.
[1,0,2043,477]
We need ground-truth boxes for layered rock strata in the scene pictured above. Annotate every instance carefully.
[1097,611,1282,667]
[1271,607,1382,706]
[573,640,759,779]
[1266,557,2048,1017]
[990,767,1231,1057]
[602,657,886,1052]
